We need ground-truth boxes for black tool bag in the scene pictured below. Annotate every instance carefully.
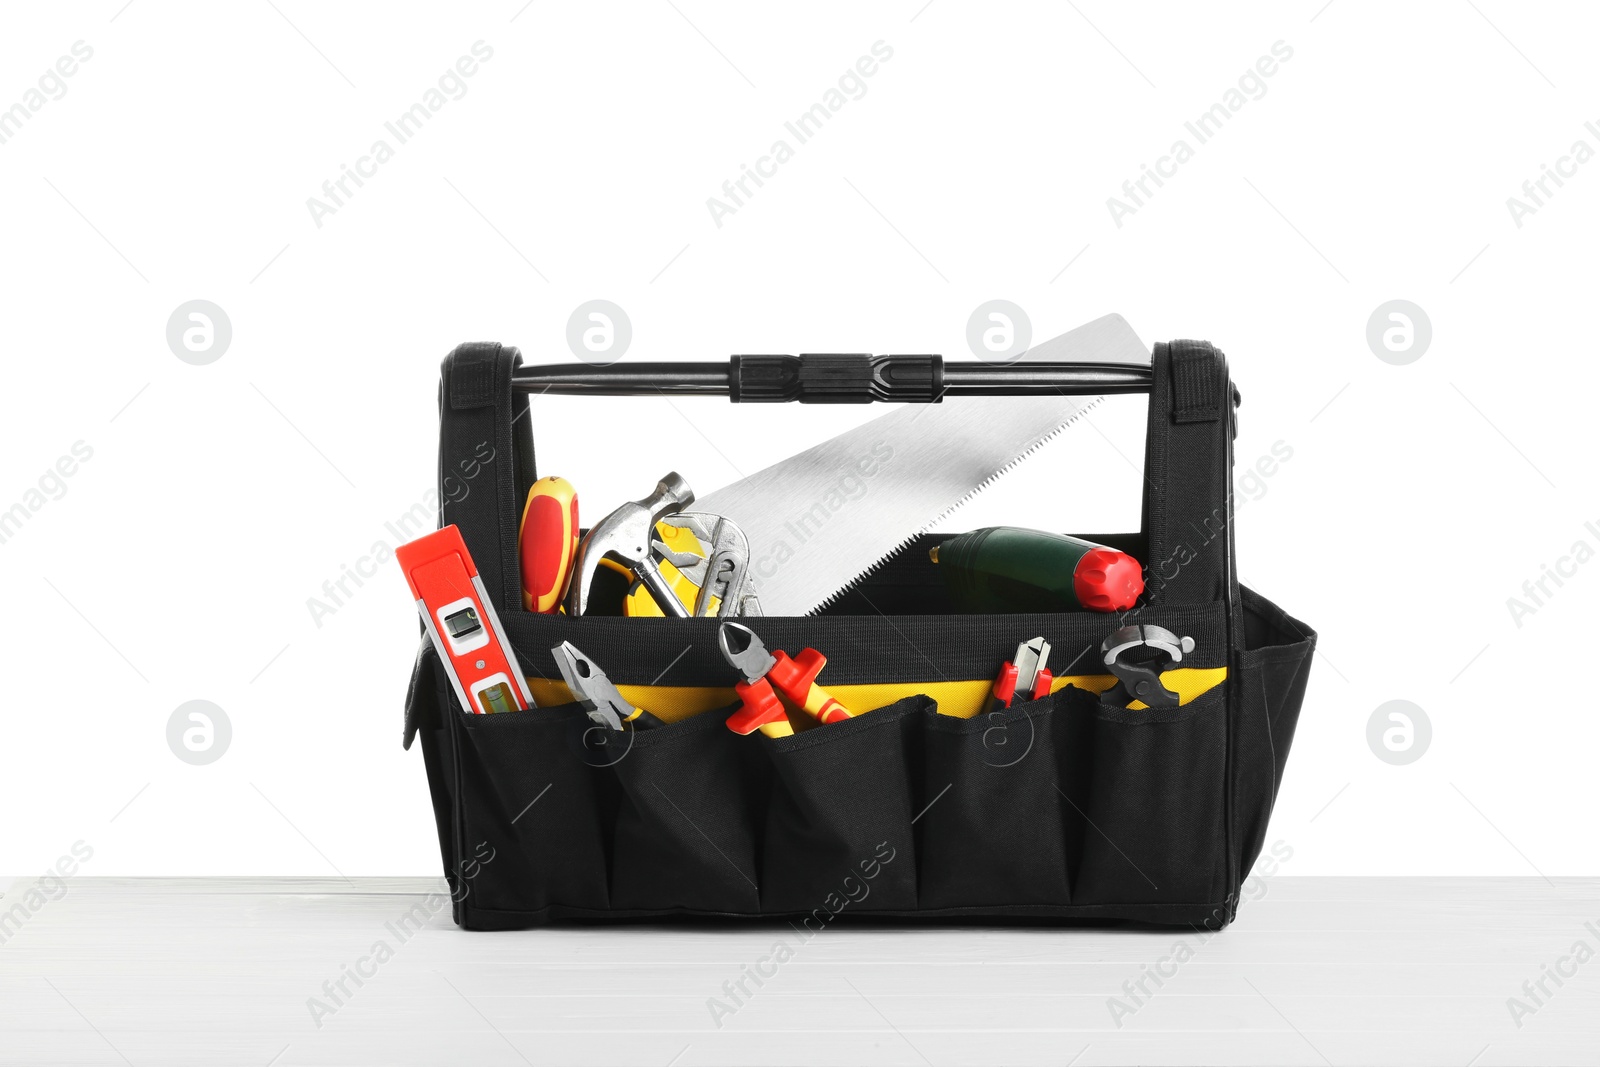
[403,340,1314,929]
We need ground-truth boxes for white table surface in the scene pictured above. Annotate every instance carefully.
[1,877,1596,1066]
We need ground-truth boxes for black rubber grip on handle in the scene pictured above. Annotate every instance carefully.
[730,354,942,403]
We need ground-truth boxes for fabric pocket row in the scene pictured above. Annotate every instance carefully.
[423,654,1233,922]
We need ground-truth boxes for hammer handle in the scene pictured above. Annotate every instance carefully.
[634,557,690,618]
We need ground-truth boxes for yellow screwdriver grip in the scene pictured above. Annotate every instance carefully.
[518,476,579,613]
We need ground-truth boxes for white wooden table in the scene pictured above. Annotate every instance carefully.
[1,877,1595,1066]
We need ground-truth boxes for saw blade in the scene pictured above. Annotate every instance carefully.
[695,313,1150,615]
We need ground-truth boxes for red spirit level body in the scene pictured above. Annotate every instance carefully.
[396,525,534,715]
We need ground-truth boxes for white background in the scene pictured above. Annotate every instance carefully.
[2,0,1595,879]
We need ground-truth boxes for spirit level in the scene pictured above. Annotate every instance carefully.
[395,525,534,715]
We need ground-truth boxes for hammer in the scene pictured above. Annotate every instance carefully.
[565,472,696,617]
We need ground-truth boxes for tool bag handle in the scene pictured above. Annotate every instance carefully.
[1139,340,1238,612]
[435,340,1238,617]
[510,354,1153,402]
[438,343,537,617]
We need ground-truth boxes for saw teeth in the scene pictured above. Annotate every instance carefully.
[805,395,1108,615]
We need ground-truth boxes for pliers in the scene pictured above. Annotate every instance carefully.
[718,622,852,737]
[1099,625,1195,709]
[551,640,666,731]
[983,637,1054,715]
[655,513,762,618]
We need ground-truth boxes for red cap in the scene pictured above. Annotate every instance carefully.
[1073,547,1144,612]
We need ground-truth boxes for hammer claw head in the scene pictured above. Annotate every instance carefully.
[650,471,695,512]
[564,472,695,616]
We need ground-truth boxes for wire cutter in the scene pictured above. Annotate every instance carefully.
[718,622,852,737]
[552,641,666,731]
[983,637,1054,715]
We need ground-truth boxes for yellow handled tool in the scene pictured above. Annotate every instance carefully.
[518,476,579,613]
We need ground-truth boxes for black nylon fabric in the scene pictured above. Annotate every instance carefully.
[502,595,1231,691]
[409,339,1316,929]
[438,343,528,615]
[760,696,924,912]
[1140,340,1232,608]
[609,707,766,912]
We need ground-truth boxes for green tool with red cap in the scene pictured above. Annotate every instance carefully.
[930,526,1144,614]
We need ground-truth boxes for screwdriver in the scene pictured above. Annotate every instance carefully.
[518,476,579,612]
[930,527,1144,614]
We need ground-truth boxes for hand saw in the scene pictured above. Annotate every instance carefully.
[694,314,1150,616]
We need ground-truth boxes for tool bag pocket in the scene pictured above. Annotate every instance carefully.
[757,695,925,913]
[918,688,1083,909]
[1072,684,1230,905]
[1233,587,1316,877]
[607,707,767,913]
[442,687,617,918]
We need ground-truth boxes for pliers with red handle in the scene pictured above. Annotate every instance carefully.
[719,622,853,737]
